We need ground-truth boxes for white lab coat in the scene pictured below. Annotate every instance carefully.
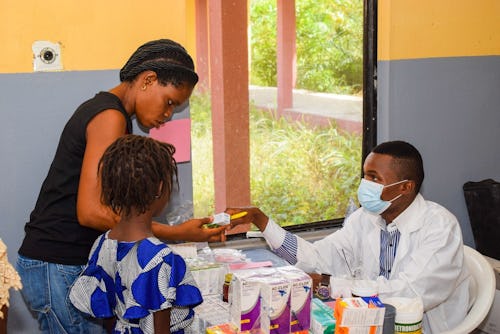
[263,194,471,334]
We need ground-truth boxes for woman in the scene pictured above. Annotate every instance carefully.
[17,39,226,334]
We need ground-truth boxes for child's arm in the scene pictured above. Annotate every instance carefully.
[154,308,171,334]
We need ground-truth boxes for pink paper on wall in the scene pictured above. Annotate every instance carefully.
[149,118,191,163]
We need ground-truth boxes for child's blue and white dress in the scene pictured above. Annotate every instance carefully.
[70,232,203,334]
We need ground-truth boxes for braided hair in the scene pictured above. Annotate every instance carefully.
[119,39,199,87]
[98,134,178,218]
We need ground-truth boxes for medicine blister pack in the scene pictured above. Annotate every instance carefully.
[212,213,231,226]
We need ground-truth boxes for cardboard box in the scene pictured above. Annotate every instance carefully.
[333,297,385,334]
[277,266,312,333]
[310,298,336,334]
[255,274,292,334]
[229,270,263,333]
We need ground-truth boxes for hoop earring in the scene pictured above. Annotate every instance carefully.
[141,84,147,91]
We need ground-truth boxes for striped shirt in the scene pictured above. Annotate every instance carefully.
[274,231,298,265]
[379,223,401,279]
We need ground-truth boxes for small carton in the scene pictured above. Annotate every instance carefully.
[229,270,263,333]
[277,266,312,333]
[254,273,292,334]
[190,294,230,331]
[334,296,385,334]
[212,212,231,226]
[310,298,336,334]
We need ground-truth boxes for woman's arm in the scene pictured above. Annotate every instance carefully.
[77,109,125,231]
[152,219,229,242]
[77,109,229,241]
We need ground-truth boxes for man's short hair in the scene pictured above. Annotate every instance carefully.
[372,140,424,193]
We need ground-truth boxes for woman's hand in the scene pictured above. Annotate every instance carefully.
[225,206,269,232]
[182,217,230,242]
[153,217,229,242]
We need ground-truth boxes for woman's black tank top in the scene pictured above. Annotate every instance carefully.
[19,92,132,265]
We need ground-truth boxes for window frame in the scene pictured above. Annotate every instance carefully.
[220,0,377,240]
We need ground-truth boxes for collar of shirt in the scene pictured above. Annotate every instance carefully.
[386,221,398,232]
[392,193,426,234]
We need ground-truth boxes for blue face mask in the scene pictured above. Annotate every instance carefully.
[357,178,407,215]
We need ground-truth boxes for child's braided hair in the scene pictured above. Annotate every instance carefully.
[98,134,178,218]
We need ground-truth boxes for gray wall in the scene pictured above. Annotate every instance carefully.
[378,55,500,246]
[0,71,193,333]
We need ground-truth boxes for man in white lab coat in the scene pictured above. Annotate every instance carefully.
[229,140,471,334]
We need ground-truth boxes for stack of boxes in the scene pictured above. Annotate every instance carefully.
[180,243,390,334]
[229,266,312,334]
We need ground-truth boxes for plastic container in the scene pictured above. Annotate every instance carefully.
[383,297,423,334]
[351,279,378,297]
[382,303,396,334]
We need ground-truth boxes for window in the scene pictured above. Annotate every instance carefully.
[191,0,376,232]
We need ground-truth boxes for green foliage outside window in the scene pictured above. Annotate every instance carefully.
[191,0,363,226]
[250,0,363,95]
[191,92,362,226]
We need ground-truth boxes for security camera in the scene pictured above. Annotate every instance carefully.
[40,47,57,64]
[32,41,62,71]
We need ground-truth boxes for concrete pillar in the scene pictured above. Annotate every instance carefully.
[277,0,296,115]
[208,0,251,233]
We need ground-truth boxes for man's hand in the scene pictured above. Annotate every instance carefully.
[225,206,269,231]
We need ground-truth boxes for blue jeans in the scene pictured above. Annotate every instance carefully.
[16,255,108,334]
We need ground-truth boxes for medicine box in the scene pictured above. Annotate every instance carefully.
[255,274,291,334]
[212,212,231,226]
[277,266,312,333]
[229,270,263,333]
[334,297,385,334]
[190,264,227,297]
[189,295,231,332]
[310,298,336,334]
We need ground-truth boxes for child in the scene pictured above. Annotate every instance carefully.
[70,134,203,334]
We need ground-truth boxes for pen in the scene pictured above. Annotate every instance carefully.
[341,249,354,278]
[231,211,248,219]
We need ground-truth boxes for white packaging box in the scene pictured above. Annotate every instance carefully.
[188,295,230,333]
[229,270,263,333]
[253,273,292,334]
[310,298,336,334]
[277,266,312,332]
[477,257,500,334]
[335,297,385,334]
[212,212,231,226]
[190,264,227,296]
